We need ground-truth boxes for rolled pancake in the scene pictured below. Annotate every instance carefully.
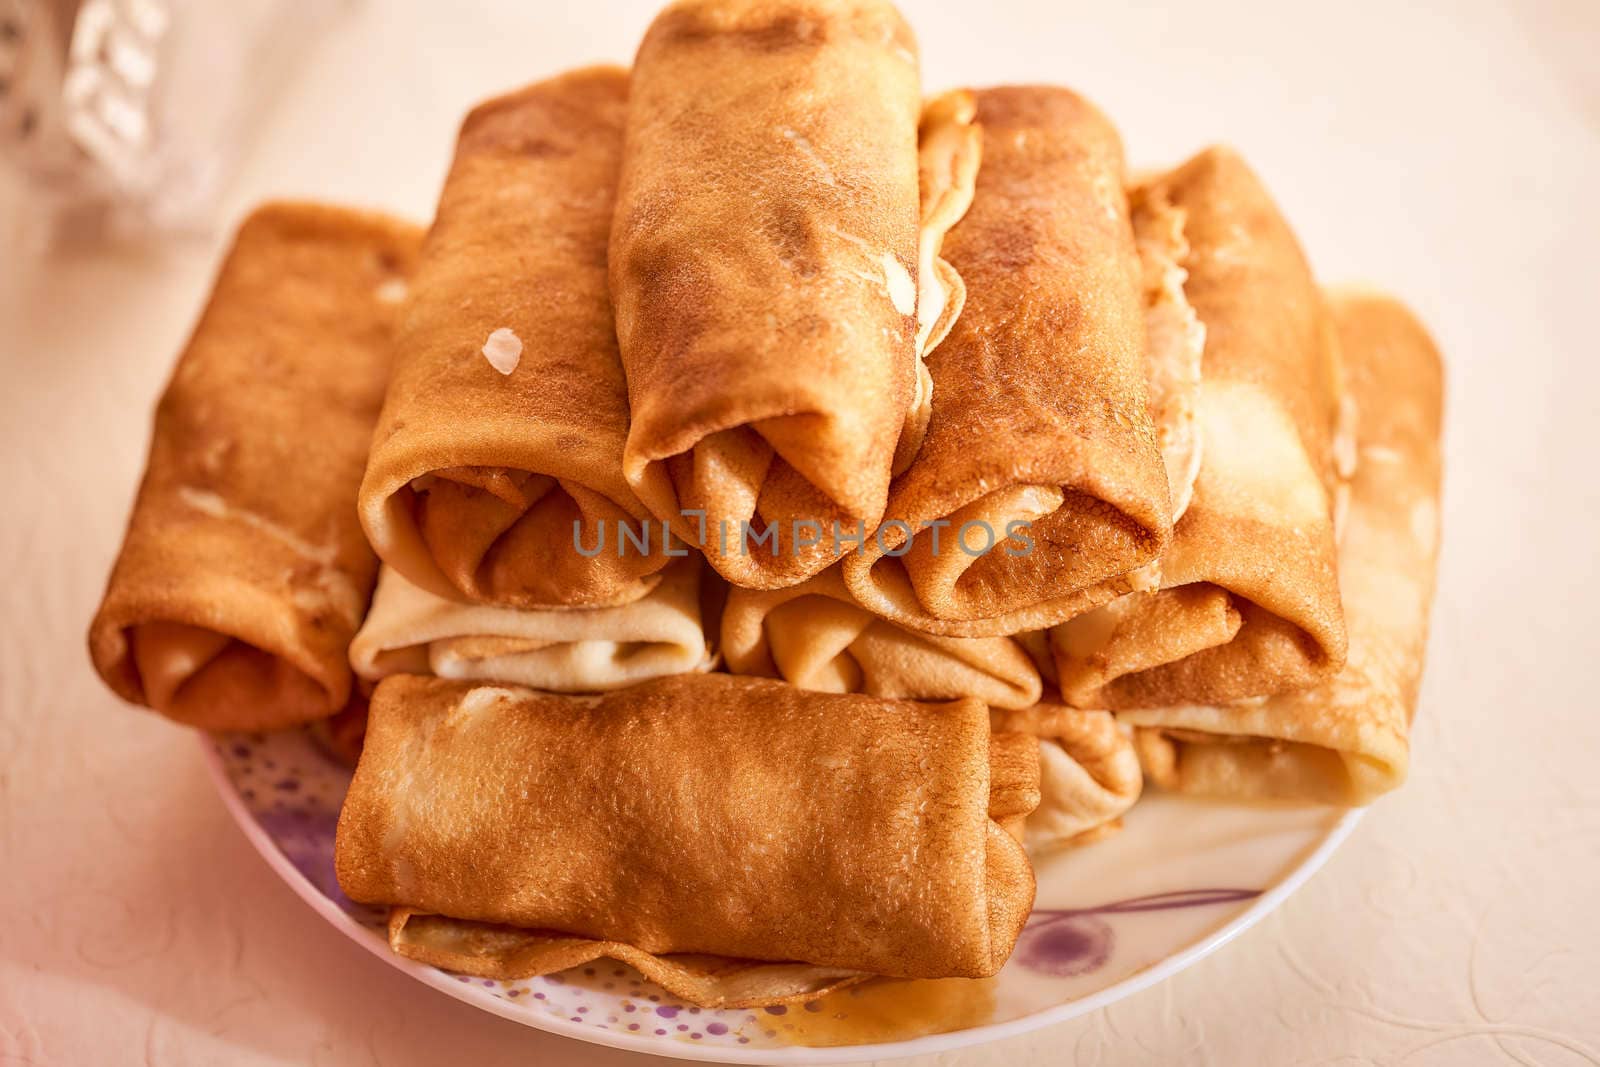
[88,203,420,731]
[349,558,710,691]
[1127,290,1444,804]
[842,87,1172,637]
[613,0,966,589]
[991,703,1142,853]
[386,729,1038,1006]
[360,68,664,610]
[722,566,1041,709]
[1052,147,1348,707]
[336,674,1039,990]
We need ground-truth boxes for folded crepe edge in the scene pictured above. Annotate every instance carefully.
[1129,177,1205,528]
[991,704,1143,853]
[1048,582,1241,709]
[348,558,708,688]
[840,557,1135,639]
[720,567,1044,709]
[894,88,983,475]
[359,423,668,608]
[89,564,352,730]
[387,909,870,1009]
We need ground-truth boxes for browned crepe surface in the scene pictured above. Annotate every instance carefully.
[336,674,1038,983]
[88,202,420,731]
[612,0,922,588]
[842,86,1171,637]
[1128,290,1444,803]
[361,68,664,610]
[722,566,1042,709]
[1053,147,1347,707]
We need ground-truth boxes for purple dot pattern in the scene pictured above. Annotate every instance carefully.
[215,730,1269,1054]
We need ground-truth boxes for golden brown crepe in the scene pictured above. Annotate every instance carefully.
[386,726,1041,1008]
[336,674,1039,998]
[349,558,710,691]
[1127,290,1443,804]
[88,202,420,731]
[1052,147,1348,707]
[612,0,941,589]
[721,566,1042,709]
[360,68,665,611]
[991,703,1142,853]
[842,87,1172,637]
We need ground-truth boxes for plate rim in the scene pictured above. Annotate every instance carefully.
[202,734,1362,1064]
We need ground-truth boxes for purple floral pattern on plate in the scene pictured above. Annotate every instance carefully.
[1017,889,1262,978]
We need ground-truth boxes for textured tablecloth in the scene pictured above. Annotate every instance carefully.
[3,0,1597,1063]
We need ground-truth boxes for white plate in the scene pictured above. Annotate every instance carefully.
[204,728,1359,1063]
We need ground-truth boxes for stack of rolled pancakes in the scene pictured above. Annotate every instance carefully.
[87,0,1444,1009]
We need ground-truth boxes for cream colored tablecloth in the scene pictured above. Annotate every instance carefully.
[2,0,1597,1063]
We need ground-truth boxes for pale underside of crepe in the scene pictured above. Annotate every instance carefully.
[893,87,983,475]
[387,911,868,1007]
[721,566,1042,710]
[1125,290,1444,804]
[1051,146,1348,709]
[349,557,711,692]
[614,0,975,591]
[990,703,1143,853]
[337,675,1039,1004]
[1131,178,1206,530]
[88,202,421,732]
[842,86,1173,638]
[360,67,667,613]
[383,731,1041,1009]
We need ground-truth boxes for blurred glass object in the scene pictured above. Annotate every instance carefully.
[0,0,347,252]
